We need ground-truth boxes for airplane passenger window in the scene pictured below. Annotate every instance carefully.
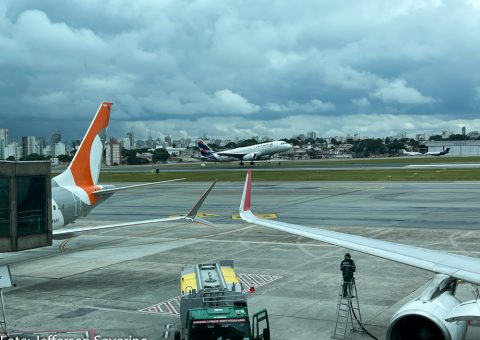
[0,177,10,236]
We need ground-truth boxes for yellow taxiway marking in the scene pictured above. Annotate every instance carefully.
[59,238,74,252]
[196,212,221,218]
[231,213,278,220]
[319,186,384,190]
[168,212,221,218]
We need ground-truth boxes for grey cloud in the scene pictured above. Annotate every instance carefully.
[265,99,335,113]
[352,98,370,107]
[120,113,479,141]
[1,1,480,141]
[370,80,435,104]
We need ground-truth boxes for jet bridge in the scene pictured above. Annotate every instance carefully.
[0,161,52,252]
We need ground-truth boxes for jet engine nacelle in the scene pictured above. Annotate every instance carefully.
[242,153,257,161]
[387,292,467,340]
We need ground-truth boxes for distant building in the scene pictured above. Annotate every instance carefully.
[441,131,452,139]
[416,133,426,141]
[424,140,480,156]
[54,142,66,157]
[468,131,480,139]
[261,136,272,143]
[4,142,22,160]
[122,137,132,150]
[0,128,8,158]
[51,131,61,148]
[126,131,135,149]
[166,147,186,156]
[22,136,38,157]
[42,145,52,157]
[106,138,122,166]
[147,128,153,147]
[307,131,316,140]
[0,128,7,144]
[462,126,466,136]
[164,135,172,147]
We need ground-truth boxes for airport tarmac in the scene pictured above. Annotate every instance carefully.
[1,181,480,339]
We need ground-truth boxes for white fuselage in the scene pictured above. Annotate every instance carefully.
[50,182,108,229]
[215,141,292,162]
[221,141,290,156]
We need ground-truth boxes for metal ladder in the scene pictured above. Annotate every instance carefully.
[332,277,363,339]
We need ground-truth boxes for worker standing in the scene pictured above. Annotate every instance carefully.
[340,253,356,297]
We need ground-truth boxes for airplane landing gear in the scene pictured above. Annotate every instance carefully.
[250,161,254,165]
[240,161,244,165]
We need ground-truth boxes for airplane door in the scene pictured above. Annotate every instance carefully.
[72,192,82,217]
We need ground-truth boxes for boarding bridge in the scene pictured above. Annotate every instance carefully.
[0,161,52,252]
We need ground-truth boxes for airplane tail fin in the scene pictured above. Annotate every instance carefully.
[240,170,252,213]
[53,102,113,201]
[444,148,451,154]
[239,170,256,222]
[197,139,215,157]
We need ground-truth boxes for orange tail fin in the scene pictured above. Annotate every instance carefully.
[53,102,113,202]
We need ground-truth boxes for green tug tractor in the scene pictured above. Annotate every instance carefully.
[174,261,270,340]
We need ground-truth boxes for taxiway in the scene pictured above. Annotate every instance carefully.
[1,181,480,339]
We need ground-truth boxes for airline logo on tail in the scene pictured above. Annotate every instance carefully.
[197,140,215,158]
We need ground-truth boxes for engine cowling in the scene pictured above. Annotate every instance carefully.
[387,292,467,340]
[242,153,257,161]
[257,155,271,160]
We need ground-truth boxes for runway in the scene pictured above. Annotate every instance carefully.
[1,181,480,339]
[50,158,480,174]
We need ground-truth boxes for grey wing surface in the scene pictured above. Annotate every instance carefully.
[239,170,480,285]
[54,181,216,237]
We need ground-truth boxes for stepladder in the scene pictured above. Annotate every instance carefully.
[332,277,363,339]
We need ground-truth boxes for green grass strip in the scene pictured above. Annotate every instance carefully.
[99,168,480,182]
[153,156,480,168]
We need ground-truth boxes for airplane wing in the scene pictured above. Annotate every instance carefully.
[53,181,216,237]
[93,178,186,196]
[239,170,480,285]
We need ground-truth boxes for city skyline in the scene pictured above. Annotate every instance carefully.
[0,123,471,151]
[1,2,480,141]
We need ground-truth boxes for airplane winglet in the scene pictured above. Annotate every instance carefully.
[184,181,217,227]
[186,181,216,218]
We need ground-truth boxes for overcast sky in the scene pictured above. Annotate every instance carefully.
[1,0,480,142]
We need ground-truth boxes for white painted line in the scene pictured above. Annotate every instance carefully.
[140,273,283,315]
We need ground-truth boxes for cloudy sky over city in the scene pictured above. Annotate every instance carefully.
[1,0,480,141]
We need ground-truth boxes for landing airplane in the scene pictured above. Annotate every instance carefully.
[197,140,292,165]
[401,148,450,156]
[239,170,480,340]
[51,102,213,237]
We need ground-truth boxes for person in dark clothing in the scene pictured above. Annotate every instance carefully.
[340,253,356,297]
